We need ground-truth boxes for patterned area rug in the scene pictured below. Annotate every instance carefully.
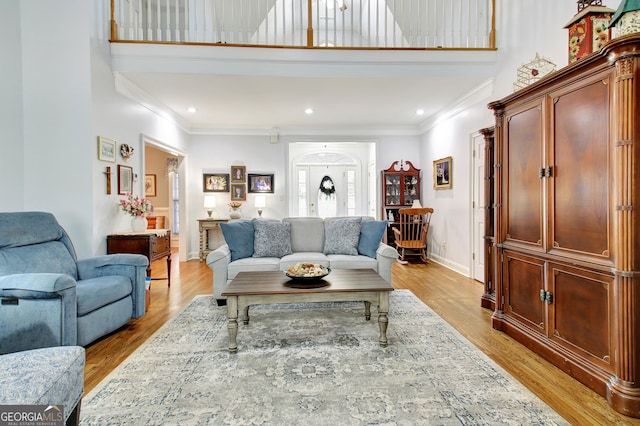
[81,290,568,425]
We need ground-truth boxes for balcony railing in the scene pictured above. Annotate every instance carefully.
[110,0,495,49]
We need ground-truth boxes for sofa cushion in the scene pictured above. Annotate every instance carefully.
[283,217,325,252]
[76,276,132,316]
[253,220,292,258]
[323,217,362,255]
[358,220,388,258]
[228,257,281,280]
[280,252,330,270]
[328,254,378,271]
[220,220,255,261]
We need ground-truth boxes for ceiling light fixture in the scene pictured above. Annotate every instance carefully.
[187,107,197,113]
[416,109,425,115]
[305,108,314,115]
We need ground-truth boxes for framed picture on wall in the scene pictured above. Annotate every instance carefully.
[231,165,246,182]
[203,173,229,193]
[231,184,246,201]
[433,156,452,190]
[248,174,274,193]
[98,136,116,162]
[145,174,156,197]
[118,165,133,195]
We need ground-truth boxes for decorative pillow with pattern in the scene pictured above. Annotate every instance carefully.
[323,217,362,255]
[253,220,292,258]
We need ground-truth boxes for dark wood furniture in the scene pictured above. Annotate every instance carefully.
[107,230,171,287]
[381,160,421,245]
[480,126,496,310]
[221,269,393,352]
[488,34,640,417]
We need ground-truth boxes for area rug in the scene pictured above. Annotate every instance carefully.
[81,290,568,425]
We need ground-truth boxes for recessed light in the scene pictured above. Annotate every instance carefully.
[416,109,425,115]
[187,107,197,113]
[305,108,314,115]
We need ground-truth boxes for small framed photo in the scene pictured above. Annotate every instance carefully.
[118,165,133,195]
[145,174,156,197]
[433,156,452,190]
[203,173,229,193]
[248,174,274,193]
[231,165,246,183]
[231,184,246,201]
[98,136,116,162]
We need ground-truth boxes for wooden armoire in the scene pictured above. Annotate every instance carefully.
[488,34,640,417]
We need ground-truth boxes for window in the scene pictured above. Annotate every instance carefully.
[297,169,308,217]
[171,172,179,235]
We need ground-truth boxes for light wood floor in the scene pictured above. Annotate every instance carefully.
[84,253,640,425]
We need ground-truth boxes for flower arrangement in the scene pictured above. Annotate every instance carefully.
[119,193,153,217]
[228,201,242,209]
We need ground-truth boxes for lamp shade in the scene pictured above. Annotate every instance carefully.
[255,196,266,208]
[412,199,422,208]
[204,196,216,208]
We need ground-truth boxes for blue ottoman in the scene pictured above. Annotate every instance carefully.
[0,346,85,426]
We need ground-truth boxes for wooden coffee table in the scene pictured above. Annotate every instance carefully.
[221,269,394,352]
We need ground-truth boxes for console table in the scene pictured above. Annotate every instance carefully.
[198,219,228,261]
[107,230,171,287]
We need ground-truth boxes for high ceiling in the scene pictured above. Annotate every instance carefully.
[111,44,498,135]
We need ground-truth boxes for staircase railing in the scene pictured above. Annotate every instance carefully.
[110,0,495,49]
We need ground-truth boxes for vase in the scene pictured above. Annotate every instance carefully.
[131,216,148,232]
[229,208,242,219]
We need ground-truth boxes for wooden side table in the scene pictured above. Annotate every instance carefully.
[106,230,172,287]
[198,219,228,261]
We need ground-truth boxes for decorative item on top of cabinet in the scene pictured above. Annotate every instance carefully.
[488,33,640,418]
[563,1,614,63]
[381,160,420,246]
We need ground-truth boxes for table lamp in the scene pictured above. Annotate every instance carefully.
[204,195,216,217]
[255,195,266,218]
[412,199,422,208]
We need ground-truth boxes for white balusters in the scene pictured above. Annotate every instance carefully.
[112,0,494,49]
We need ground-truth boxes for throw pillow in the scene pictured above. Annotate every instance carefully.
[358,220,388,258]
[253,220,292,258]
[220,220,255,261]
[323,217,362,255]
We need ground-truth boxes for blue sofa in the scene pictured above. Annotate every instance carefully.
[0,212,148,354]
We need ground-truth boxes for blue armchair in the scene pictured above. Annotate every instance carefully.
[0,212,148,354]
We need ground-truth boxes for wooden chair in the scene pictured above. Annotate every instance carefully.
[392,207,433,264]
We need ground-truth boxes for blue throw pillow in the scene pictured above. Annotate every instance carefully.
[358,220,388,258]
[220,220,255,261]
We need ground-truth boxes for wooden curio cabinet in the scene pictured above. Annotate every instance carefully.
[381,161,421,245]
[489,34,640,418]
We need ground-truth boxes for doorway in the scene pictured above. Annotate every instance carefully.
[142,134,188,261]
[289,142,375,217]
[470,131,485,282]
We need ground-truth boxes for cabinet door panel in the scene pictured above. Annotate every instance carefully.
[551,77,610,259]
[548,263,613,372]
[503,251,546,334]
[504,103,544,249]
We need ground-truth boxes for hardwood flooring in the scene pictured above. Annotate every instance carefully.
[84,253,640,425]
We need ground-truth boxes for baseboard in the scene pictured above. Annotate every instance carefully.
[428,254,470,277]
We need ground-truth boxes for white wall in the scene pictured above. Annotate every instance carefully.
[0,1,24,211]
[90,1,190,257]
[419,0,622,277]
